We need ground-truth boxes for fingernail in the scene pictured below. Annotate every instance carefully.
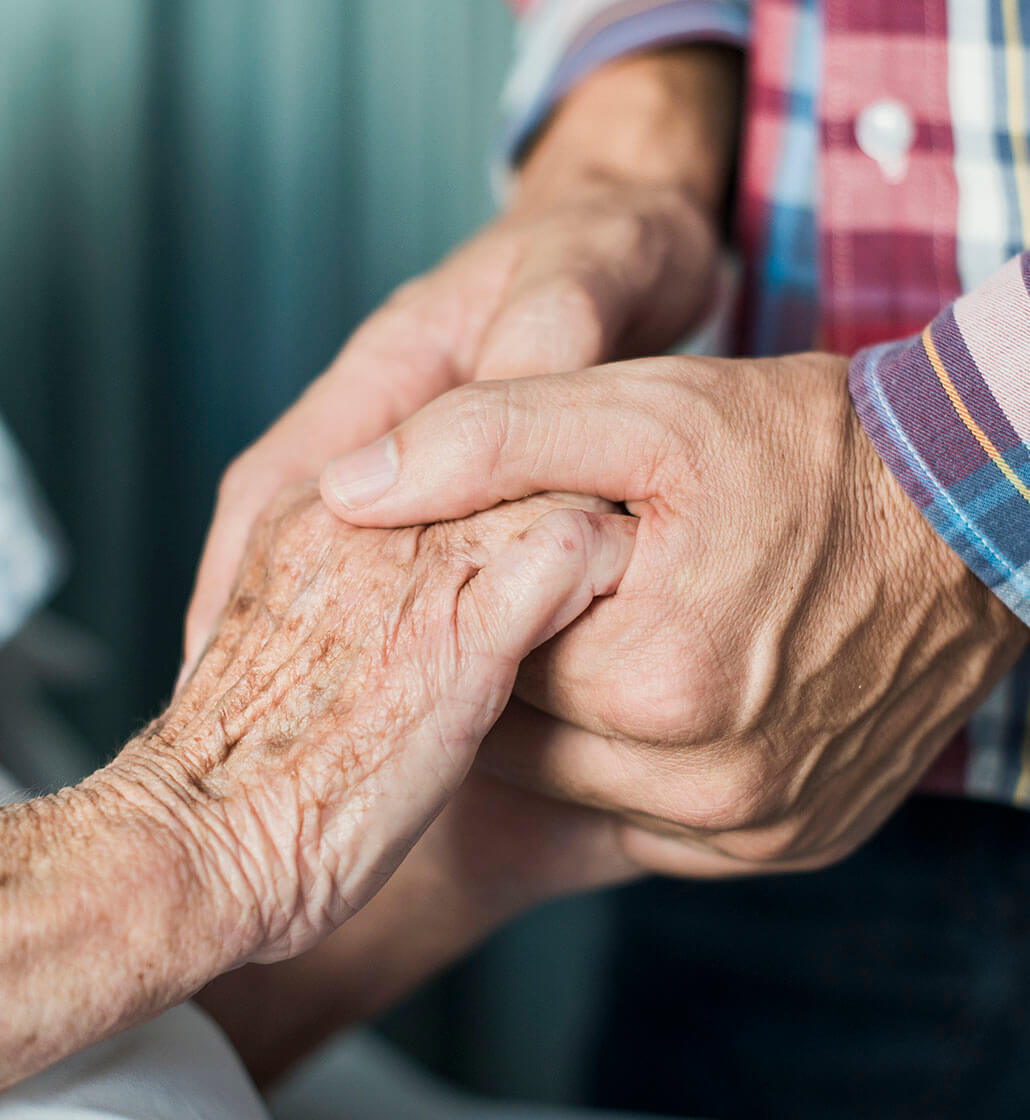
[324,436,398,509]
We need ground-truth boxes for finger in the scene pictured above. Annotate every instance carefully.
[431,771,642,900]
[180,486,267,690]
[473,271,618,384]
[475,707,740,878]
[457,509,637,670]
[477,708,833,880]
[433,508,634,784]
[320,365,668,526]
[617,824,840,879]
[477,699,657,815]
[475,186,720,383]
[330,511,636,890]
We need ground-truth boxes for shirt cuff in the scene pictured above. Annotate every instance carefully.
[495,0,751,192]
[849,252,1030,628]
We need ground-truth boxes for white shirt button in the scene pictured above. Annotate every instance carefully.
[855,98,915,184]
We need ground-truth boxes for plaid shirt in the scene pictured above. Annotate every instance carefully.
[502,0,1030,807]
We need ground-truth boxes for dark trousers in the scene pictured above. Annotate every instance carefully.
[588,797,1030,1119]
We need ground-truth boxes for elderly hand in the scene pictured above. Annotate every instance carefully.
[319,353,1028,876]
[180,49,736,682]
[114,488,636,959]
[199,767,644,1085]
[0,488,634,1087]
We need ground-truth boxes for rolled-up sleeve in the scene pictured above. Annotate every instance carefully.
[850,252,1030,627]
[499,0,752,174]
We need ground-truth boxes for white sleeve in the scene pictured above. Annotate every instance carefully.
[0,1002,269,1120]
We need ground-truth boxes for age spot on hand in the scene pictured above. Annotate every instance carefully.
[232,594,255,618]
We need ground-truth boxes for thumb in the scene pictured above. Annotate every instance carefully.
[320,366,665,527]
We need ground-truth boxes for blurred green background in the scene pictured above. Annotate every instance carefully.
[0,0,620,1106]
[0,0,513,744]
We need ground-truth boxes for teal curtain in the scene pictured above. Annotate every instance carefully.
[0,0,513,742]
[0,0,617,1104]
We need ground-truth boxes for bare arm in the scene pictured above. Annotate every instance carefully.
[0,778,234,1084]
[515,46,742,218]
[0,490,635,1089]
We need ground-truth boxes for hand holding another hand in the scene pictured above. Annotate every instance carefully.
[182,176,716,684]
[320,353,1028,876]
[2,488,634,1087]
[116,488,635,964]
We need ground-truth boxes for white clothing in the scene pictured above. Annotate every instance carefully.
[0,993,269,1120]
[0,424,270,1119]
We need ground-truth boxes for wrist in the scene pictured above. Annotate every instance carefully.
[842,357,1030,660]
[0,765,238,1087]
[515,46,742,223]
[92,742,262,972]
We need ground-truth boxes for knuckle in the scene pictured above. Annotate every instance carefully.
[602,615,745,745]
[600,207,656,266]
[216,454,253,505]
[536,277,606,364]
[477,273,608,378]
[413,521,461,575]
[603,657,700,745]
[668,750,776,834]
[547,276,604,331]
[532,507,592,561]
[216,449,301,522]
[382,273,432,311]
[716,819,803,865]
[442,380,514,475]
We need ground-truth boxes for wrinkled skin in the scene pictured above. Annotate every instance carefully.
[0,487,636,1092]
[320,353,1030,876]
[197,764,645,1086]
[108,487,636,966]
[174,52,733,915]
[181,178,716,686]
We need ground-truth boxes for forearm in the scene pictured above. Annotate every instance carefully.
[514,46,743,219]
[0,763,234,1089]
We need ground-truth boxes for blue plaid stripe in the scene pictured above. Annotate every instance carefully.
[745,0,819,355]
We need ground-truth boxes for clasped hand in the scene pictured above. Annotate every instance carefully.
[106,487,634,967]
[320,353,1028,875]
[0,486,635,1091]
